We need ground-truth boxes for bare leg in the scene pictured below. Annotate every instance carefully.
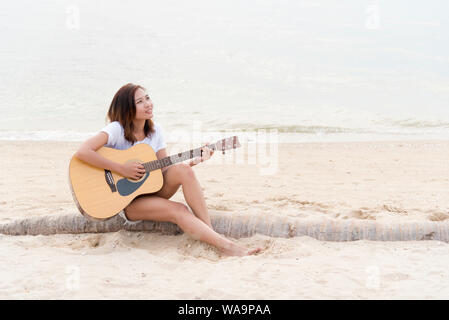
[125,195,262,257]
[154,164,213,228]
[175,206,261,256]
[181,173,212,229]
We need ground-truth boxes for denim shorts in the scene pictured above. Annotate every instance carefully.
[118,210,142,226]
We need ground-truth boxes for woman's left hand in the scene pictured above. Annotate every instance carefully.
[201,142,214,162]
[192,142,214,165]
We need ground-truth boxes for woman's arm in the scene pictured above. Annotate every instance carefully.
[73,132,124,175]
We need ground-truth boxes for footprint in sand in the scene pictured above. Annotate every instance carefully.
[428,212,449,221]
[209,204,231,211]
[383,272,410,281]
[381,204,407,215]
[315,280,328,285]
[267,197,331,213]
[350,209,376,220]
[67,234,104,250]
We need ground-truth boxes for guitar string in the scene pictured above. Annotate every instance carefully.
[142,143,223,172]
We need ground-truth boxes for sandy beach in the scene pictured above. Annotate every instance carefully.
[1,139,449,299]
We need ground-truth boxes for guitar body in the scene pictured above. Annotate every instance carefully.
[68,143,163,221]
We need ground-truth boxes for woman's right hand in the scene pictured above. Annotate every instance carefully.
[120,162,146,180]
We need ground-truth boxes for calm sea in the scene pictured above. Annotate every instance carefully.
[1,0,448,143]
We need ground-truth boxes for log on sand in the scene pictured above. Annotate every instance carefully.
[1,211,448,243]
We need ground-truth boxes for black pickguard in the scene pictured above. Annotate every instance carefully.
[116,172,150,196]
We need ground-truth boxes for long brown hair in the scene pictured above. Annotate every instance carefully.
[107,83,155,144]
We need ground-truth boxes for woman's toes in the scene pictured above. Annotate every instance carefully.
[248,247,262,255]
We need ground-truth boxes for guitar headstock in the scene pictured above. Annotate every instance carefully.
[213,136,241,154]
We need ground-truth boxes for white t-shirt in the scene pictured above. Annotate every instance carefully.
[100,121,167,152]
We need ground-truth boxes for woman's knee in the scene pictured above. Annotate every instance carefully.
[124,197,190,224]
[164,163,194,187]
[170,202,193,224]
[177,163,195,180]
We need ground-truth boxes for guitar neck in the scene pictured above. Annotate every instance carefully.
[142,143,217,172]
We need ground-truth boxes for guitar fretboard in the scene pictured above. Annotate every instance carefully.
[142,143,216,172]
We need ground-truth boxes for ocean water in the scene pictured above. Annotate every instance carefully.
[1,0,448,143]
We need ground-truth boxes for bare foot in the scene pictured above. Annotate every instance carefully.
[247,247,263,255]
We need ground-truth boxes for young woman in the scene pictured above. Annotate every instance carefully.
[74,83,262,256]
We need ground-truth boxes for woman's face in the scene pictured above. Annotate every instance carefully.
[134,88,153,120]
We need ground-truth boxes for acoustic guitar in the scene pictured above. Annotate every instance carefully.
[69,136,241,220]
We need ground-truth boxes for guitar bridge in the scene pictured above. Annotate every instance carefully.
[104,170,117,193]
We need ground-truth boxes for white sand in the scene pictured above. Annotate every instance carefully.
[1,140,449,299]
